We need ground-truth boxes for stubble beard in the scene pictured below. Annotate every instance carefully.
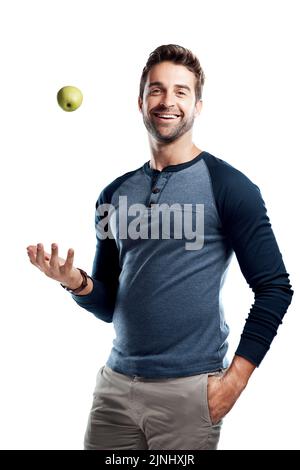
[142,112,195,144]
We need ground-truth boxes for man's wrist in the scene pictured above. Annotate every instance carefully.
[62,268,83,290]
[223,355,256,393]
[71,277,94,296]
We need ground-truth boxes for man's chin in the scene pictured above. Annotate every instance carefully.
[143,119,184,143]
[153,133,179,144]
[151,126,181,142]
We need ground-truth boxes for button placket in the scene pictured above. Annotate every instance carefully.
[148,173,170,207]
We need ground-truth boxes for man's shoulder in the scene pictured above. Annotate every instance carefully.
[202,150,256,187]
[202,151,264,219]
[203,152,258,196]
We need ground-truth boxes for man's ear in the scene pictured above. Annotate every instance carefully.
[194,99,203,117]
[138,96,143,113]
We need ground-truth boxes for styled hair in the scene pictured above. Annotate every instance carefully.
[139,44,205,102]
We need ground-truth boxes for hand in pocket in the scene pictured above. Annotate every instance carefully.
[207,374,238,424]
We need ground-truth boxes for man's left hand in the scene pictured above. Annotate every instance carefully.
[207,355,256,424]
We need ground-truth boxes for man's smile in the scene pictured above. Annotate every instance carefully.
[152,112,181,122]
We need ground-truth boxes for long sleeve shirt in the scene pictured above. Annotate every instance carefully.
[70,150,294,378]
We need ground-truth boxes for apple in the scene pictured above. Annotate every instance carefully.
[57,86,83,112]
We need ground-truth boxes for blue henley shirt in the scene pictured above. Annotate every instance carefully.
[70,150,293,378]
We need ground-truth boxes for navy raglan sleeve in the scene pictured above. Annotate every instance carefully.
[70,188,121,323]
[203,154,294,366]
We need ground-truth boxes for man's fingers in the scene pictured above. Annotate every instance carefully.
[49,243,59,269]
[27,245,37,256]
[27,245,40,267]
[27,244,75,279]
[36,243,47,271]
[64,248,75,270]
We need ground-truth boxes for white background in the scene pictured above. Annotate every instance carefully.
[0,0,299,450]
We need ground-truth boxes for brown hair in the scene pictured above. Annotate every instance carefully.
[139,44,205,102]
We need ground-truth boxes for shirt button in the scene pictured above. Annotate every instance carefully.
[152,187,160,193]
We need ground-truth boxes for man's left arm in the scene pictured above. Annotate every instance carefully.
[207,166,294,424]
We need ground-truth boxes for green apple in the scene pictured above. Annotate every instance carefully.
[57,86,83,112]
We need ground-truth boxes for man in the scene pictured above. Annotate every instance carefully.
[26,44,293,450]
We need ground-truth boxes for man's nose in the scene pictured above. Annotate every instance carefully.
[159,90,176,108]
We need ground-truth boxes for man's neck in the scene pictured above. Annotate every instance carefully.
[148,137,202,171]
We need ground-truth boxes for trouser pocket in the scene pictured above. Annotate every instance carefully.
[205,369,227,426]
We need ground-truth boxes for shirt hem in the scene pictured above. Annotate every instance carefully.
[105,358,229,379]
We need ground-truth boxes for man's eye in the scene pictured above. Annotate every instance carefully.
[149,89,186,95]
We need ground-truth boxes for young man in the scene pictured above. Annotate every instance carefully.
[27,44,293,450]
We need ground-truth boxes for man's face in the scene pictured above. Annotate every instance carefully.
[138,61,202,144]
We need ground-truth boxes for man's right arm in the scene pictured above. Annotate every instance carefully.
[70,189,121,323]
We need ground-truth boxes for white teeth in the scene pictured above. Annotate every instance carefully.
[157,114,179,119]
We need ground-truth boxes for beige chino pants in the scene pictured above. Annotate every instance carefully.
[84,364,226,450]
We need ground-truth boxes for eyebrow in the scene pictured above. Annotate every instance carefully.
[148,81,191,92]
